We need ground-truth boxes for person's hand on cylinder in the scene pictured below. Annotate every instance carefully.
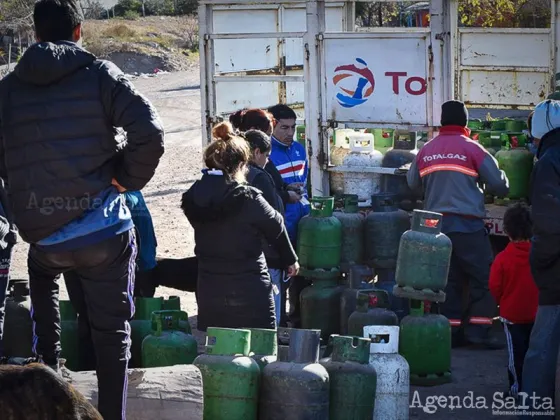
[287,262,300,277]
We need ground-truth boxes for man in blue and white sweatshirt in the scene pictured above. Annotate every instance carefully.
[268,104,310,327]
[0,1,164,419]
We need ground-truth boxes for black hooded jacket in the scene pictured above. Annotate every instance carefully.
[181,170,297,330]
[265,160,291,206]
[529,128,560,305]
[248,163,285,269]
[0,41,164,243]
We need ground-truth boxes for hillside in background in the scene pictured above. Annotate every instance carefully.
[1,16,198,75]
[83,17,198,73]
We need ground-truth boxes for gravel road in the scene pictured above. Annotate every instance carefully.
[7,64,525,420]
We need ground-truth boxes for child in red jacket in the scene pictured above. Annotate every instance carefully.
[489,203,538,398]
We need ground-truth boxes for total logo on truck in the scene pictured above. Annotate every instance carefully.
[332,58,427,108]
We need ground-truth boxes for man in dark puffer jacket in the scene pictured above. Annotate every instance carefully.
[0,1,164,419]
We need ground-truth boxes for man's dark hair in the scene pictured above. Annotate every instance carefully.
[33,0,84,43]
[267,104,297,121]
[503,203,532,241]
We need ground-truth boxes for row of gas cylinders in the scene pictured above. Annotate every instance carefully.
[1,285,199,371]
[296,203,454,384]
[297,194,444,276]
[327,128,422,210]
[193,326,411,420]
[322,119,534,207]
[468,118,534,202]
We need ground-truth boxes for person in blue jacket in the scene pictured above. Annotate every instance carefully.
[267,104,310,327]
[124,191,158,297]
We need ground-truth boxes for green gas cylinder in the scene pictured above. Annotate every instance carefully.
[296,125,306,148]
[297,196,342,278]
[141,310,198,368]
[3,280,33,358]
[399,300,452,386]
[495,138,534,200]
[347,290,398,337]
[333,194,365,272]
[509,133,528,147]
[59,300,79,371]
[476,131,492,149]
[194,327,260,420]
[301,276,345,341]
[163,295,181,310]
[365,193,411,269]
[504,119,527,132]
[490,119,507,131]
[161,295,192,333]
[130,297,163,368]
[489,131,503,149]
[340,265,376,335]
[467,119,484,130]
[259,329,329,420]
[394,210,452,302]
[249,328,277,370]
[320,335,377,420]
[366,128,394,155]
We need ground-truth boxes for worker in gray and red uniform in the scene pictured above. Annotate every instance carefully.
[407,100,509,349]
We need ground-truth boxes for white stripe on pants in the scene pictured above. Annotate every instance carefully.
[269,268,283,326]
[503,321,519,397]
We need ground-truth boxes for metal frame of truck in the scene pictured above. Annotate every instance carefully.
[198,0,560,239]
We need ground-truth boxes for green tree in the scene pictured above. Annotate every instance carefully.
[458,0,549,28]
[355,0,551,29]
[355,2,415,27]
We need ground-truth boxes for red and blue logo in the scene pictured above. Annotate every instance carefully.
[332,58,375,108]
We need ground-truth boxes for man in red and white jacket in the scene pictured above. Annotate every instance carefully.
[407,100,509,349]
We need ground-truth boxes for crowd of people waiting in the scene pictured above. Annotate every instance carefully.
[0,2,311,418]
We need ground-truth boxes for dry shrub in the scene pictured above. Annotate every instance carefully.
[178,15,199,51]
[103,23,138,39]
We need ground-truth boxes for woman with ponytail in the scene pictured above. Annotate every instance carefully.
[181,122,299,331]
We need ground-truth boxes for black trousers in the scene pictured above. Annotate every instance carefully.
[153,256,198,296]
[440,229,497,340]
[28,230,137,420]
[503,322,533,397]
[287,275,312,328]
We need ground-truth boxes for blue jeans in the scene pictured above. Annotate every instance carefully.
[269,269,283,326]
[519,305,560,418]
[0,245,14,357]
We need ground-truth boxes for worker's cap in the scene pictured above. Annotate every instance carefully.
[531,99,560,139]
[441,100,468,127]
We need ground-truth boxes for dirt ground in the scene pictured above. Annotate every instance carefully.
[8,65,522,419]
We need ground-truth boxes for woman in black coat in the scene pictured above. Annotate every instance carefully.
[181,122,299,331]
[243,129,290,325]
